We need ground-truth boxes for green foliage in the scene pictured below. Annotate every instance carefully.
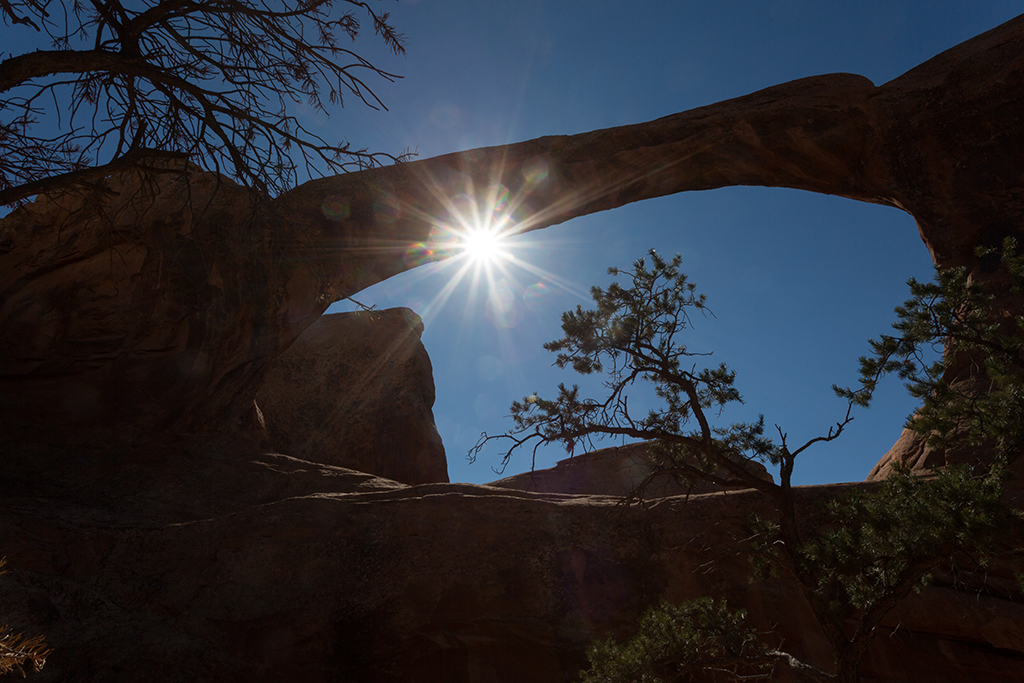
[579,597,773,683]
[523,251,740,441]
[797,463,1020,620]
[600,464,1021,683]
[478,245,1023,683]
[544,251,708,377]
[470,250,781,481]
[836,238,1024,457]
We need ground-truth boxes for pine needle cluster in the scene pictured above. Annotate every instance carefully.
[473,245,1024,683]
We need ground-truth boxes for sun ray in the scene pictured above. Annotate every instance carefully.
[358,153,607,332]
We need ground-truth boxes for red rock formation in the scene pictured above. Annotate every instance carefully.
[0,437,1021,682]
[0,170,299,438]
[3,15,1023,454]
[257,309,448,485]
[1,13,1024,683]
[489,441,772,497]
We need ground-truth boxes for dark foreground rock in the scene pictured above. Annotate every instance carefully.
[0,435,1022,683]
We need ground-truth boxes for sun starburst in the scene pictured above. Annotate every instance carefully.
[374,165,589,331]
[459,225,511,265]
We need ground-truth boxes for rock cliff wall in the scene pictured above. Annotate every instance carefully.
[1,14,1024,683]
[258,308,448,485]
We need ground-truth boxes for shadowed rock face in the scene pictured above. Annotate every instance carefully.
[3,15,1024,456]
[0,171,294,438]
[1,14,1024,683]
[0,436,1021,682]
[257,308,448,485]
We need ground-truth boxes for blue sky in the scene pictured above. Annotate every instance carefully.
[323,1,1022,486]
[6,2,1018,485]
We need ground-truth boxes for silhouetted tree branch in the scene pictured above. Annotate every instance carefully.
[472,248,1023,683]
[0,0,410,205]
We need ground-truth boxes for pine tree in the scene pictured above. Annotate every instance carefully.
[472,244,1024,683]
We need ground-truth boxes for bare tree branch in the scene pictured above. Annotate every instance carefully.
[0,0,409,205]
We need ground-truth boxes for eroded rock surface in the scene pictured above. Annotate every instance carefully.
[1,13,1024,683]
[0,170,312,438]
[3,16,1024,456]
[0,437,1021,682]
[258,308,448,485]
[489,441,772,497]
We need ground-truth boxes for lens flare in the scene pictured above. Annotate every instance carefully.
[321,195,351,221]
[380,166,588,339]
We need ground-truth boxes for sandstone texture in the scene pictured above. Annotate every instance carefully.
[1,12,1024,683]
[490,441,773,497]
[0,170,304,437]
[1,436,1022,683]
[257,308,448,485]
[3,15,1024,468]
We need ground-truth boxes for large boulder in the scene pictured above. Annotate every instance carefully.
[257,308,448,485]
[489,441,772,497]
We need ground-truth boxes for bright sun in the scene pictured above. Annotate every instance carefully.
[403,178,580,324]
[460,228,508,264]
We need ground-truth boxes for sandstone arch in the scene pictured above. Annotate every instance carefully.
[2,14,1023,474]
[2,15,1024,683]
